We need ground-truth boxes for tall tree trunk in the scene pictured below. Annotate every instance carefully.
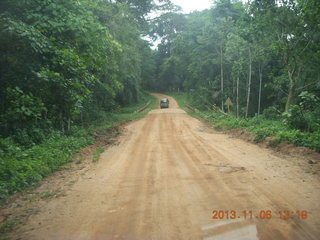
[285,67,296,112]
[245,48,252,118]
[220,45,224,112]
[60,112,64,133]
[232,76,235,113]
[67,118,71,131]
[237,76,239,118]
[258,64,263,115]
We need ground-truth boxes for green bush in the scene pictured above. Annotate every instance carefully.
[0,135,93,199]
[283,92,320,132]
[301,130,320,151]
[262,106,282,120]
[215,115,320,151]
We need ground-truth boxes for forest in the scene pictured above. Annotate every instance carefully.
[153,0,320,151]
[154,0,320,115]
[0,0,319,198]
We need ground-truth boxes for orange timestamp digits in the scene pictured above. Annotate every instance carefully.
[212,210,309,220]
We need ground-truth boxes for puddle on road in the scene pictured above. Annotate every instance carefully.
[218,166,246,173]
[202,163,246,173]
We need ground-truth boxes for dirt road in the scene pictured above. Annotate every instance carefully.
[8,94,320,240]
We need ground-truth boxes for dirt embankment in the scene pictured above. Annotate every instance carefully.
[1,94,319,240]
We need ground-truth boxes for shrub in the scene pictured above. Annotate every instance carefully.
[262,106,282,120]
[0,135,93,199]
[283,92,320,132]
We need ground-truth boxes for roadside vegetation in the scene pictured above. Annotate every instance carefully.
[0,94,156,200]
[171,92,320,152]
[0,0,166,200]
[92,147,105,163]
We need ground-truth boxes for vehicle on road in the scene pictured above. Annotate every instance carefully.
[160,98,169,108]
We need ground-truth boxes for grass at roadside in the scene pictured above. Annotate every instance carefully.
[86,95,157,135]
[0,94,157,200]
[168,92,320,152]
[166,92,188,109]
[0,219,18,234]
[92,147,105,163]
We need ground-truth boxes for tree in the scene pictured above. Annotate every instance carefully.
[211,0,241,111]
[0,0,158,137]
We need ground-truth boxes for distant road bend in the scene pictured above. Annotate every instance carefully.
[17,94,320,240]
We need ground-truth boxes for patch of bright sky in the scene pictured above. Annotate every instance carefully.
[172,0,213,13]
[145,0,213,48]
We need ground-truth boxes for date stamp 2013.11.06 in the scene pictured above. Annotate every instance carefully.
[212,210,309,220]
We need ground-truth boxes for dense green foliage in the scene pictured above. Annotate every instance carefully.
[0,134,93,198]
[154,0,320,118]
[0,94,157,199]
[0,0,158,140]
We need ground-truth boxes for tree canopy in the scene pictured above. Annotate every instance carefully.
[153,0,320,119]
[0,0,161,139]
